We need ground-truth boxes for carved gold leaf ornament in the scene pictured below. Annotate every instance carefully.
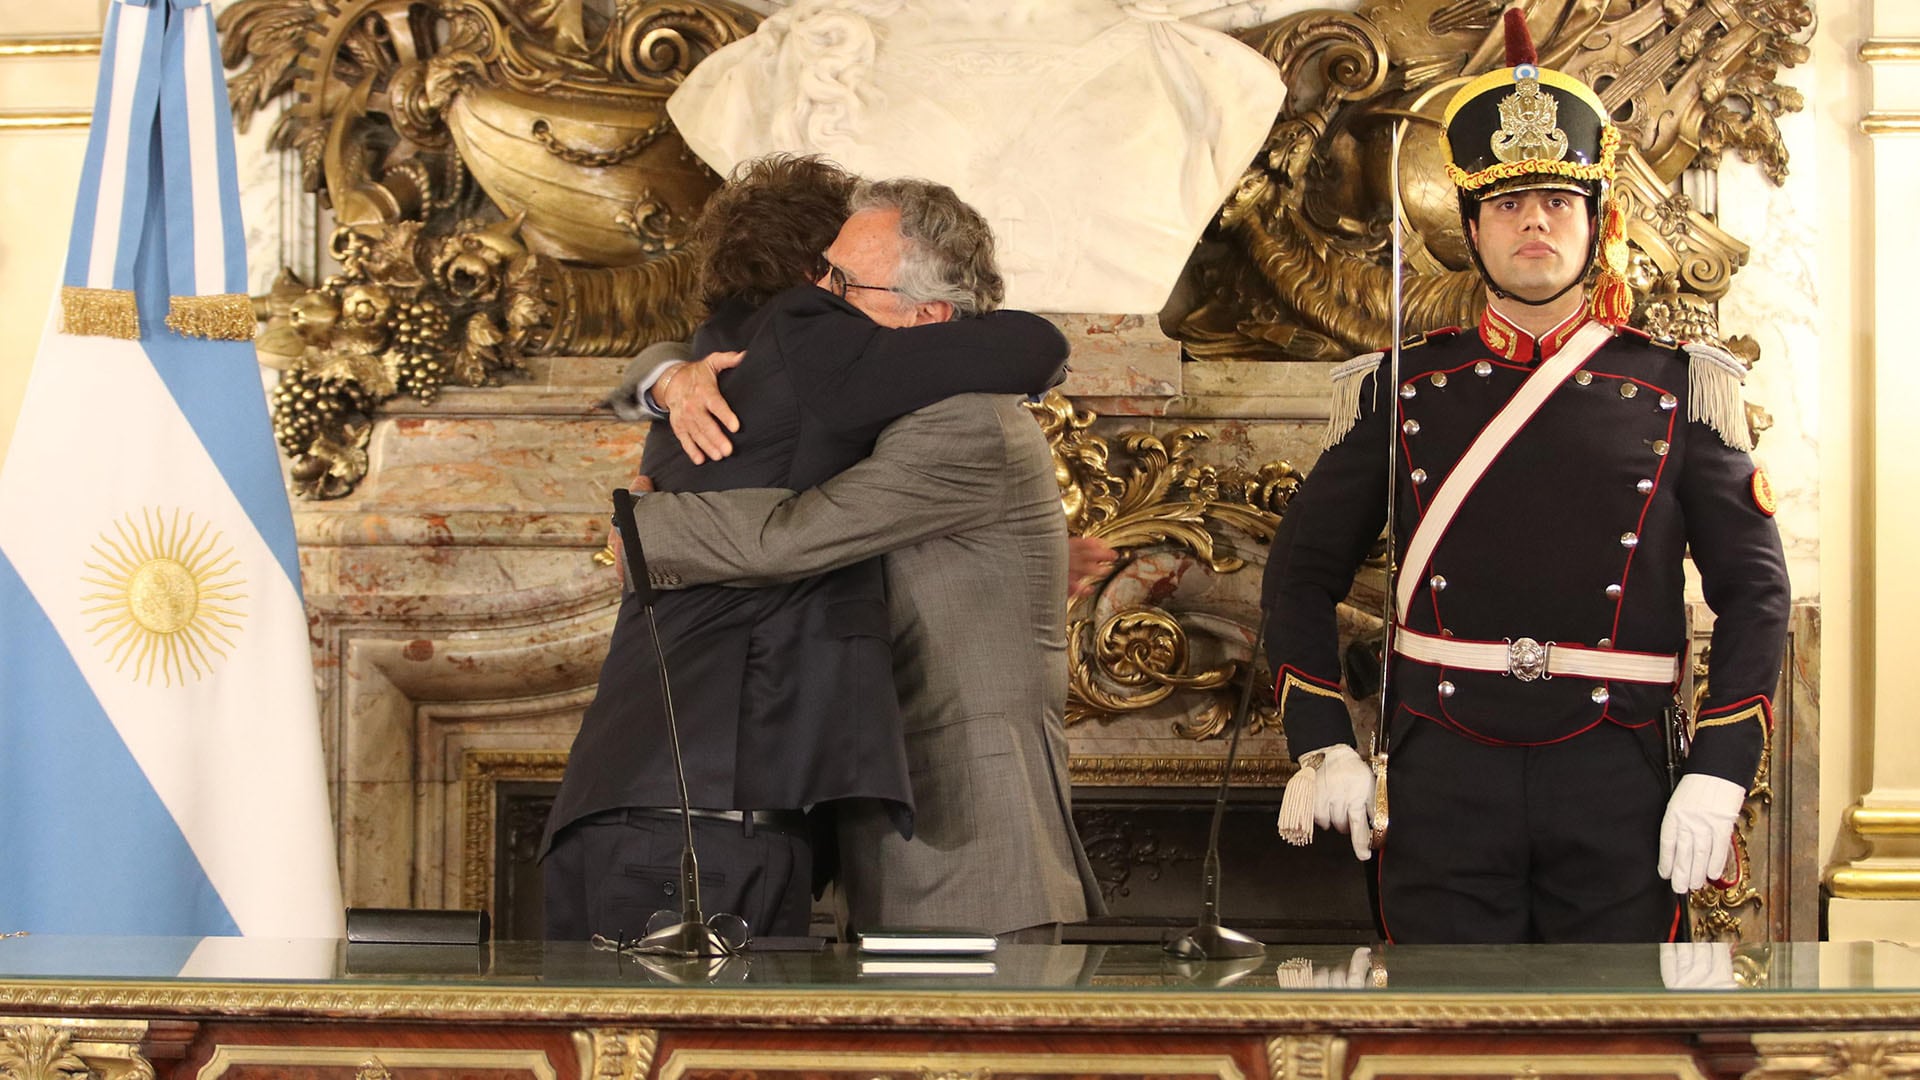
[79,510,247,687]
[1032,393,1296,737]
[0,1026,89,1080]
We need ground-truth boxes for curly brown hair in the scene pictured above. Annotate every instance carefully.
[691,154,856,309]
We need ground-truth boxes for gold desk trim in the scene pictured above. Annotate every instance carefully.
[1847,805,1920,836]
[5,983,1920,1030]
[1861,39,1920,63]
[1862,112,1920,136]
[1825,865,1920,899]
[1348,1054,1709,1080]
[0,111,89,131]
[0,35,101,58]
[656,1049,1245,1080]
[199,1046,560,1080]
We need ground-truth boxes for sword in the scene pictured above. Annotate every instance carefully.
[1367,119,1410,851]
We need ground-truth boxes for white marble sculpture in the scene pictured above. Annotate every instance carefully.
[667,0,1287,314]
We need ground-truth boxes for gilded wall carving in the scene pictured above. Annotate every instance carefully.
[1033,392,1300,738]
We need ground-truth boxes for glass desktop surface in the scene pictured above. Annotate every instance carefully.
[0,937,1914,995]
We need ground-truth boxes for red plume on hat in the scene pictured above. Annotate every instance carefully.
[1504,8,1537,67]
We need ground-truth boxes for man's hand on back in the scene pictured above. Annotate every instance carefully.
[1067,535,1119,600]
[656,352,746,464]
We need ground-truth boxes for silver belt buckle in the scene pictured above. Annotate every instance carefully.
[1506,637,1550,681]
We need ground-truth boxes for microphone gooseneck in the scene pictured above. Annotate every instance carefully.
[1163,621,1267,962]
[610,488,745,958]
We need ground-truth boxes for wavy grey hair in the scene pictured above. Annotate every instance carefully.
[850,178,1005,317]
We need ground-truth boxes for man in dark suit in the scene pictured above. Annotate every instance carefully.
[1260,12,1788,943]
[540,163,1067,942]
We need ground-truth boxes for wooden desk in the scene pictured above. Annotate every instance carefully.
[1,939,1916,1080]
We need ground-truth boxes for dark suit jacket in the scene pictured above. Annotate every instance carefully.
[540,286,1068,860]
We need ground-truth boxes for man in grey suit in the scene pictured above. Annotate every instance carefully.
[630,180,1105,940]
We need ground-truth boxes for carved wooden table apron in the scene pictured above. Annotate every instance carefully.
[1,940,1918,1080]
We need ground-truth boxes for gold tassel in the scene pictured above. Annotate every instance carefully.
[1323,352,1383,450]
[1685,341,1753,452]
[1589,194,1633,326]
[165,293,257,340]
[1276,749,1323,847]
[60,286,140,339]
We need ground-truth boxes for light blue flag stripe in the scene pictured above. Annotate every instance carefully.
[158,6,197,298]
[128,141,301,585]
[205,5,248,296]
[108,1,167,293]
[0,550,241,936]
[60,2,126,290]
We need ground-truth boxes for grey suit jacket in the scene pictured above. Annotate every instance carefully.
[629,393,1105,934]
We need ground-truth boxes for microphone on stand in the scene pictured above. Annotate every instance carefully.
[610,487,746,958]
[1164,619,1268,962]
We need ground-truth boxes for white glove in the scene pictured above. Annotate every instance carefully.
[1659,942,1736,989]
[1658,773,1746,893]
[1289,743,1375,861]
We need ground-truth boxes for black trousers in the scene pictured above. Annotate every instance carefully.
[1376,715,1683,944]
[542,810,812,941]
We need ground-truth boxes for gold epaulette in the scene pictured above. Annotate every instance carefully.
[1683,341,1753,452]
[1324,351,1384,450]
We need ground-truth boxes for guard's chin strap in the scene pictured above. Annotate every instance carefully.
[1482,273,1586,308]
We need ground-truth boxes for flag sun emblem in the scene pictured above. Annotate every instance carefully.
[81,509,247,686]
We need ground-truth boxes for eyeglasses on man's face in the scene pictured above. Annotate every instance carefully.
[825,262,904,300]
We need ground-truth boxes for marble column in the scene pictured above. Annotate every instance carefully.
[1826,0,1920,936]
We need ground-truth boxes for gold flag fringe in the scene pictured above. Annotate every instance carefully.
[1685,341,1753,452]
[1324,352,1383,450]
[60,286,140,339]
[165,293,256,340]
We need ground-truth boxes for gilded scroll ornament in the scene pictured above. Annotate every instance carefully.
[572,1028,659,1080]
[220,0,756,497]
[1746,1032,1920,1080]
[1031,392,1300,739]
[1269,1034,1350,1080]
[0,1023,152,1080]
[1167,0,1812,364]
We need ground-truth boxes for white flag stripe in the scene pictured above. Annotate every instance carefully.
[179,936,338,978]
[181,5,224,296]
[87,1,149,290]
[0,303,339,937]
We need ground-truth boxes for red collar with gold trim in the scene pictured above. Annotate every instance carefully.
[1477,306,1592,364]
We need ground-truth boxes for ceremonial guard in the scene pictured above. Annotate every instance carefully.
[1261,11,1789,943]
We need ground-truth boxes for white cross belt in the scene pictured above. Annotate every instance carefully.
[1392,626,1680,684]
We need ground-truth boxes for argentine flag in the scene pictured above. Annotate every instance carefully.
[0,0,343,937]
